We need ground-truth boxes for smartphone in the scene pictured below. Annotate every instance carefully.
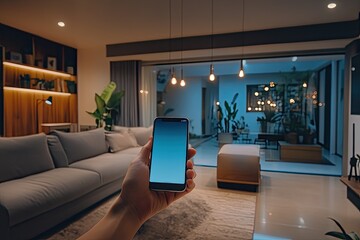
[149,117,189,192]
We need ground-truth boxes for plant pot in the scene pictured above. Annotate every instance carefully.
[259,121,267,133]
[218,132,233,148]
[286,132,298,144]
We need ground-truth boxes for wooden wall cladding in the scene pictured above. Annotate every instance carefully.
[4,89,77,137]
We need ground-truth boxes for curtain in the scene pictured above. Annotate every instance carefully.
[110,60,141,127]
[140,66,157,127]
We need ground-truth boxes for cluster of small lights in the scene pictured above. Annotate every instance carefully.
[289,98,295,104]
[139,90,149,94]
[249,82,281,112]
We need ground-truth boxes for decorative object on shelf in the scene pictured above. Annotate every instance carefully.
[35,96,53,133]
[9,52,22,63]
[86,81,124,131]
[47,57,57,70]
[349,123,359,181]
[66,66,74,75]
[24,54,34,65]
[19,74,31,88]
[36,59,43,68]
[65,80,77,93]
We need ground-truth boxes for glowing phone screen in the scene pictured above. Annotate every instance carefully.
[150,118,188,185]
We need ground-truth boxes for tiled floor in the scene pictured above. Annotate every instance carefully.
[192,137,359,239]
[194,166,360,240]
[193,137,342,176]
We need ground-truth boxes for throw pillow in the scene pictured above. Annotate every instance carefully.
[129,126,153,146]
[105,131,139,153]
[51,128,108,164]
[0,133,55,183]
[46,135,69,167]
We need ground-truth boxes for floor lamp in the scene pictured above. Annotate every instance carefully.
[35,96,52,133]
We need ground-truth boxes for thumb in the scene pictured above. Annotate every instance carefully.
[137,138,153,165]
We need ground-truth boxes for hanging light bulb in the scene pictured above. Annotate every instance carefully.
[239,59,245,78]
[180,68,186,87]
[180,79,186,87]
[171,67,177,85]
[209,64,215,81]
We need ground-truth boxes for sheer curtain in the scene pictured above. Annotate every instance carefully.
[110,60,141,127]
[140,66,157,127]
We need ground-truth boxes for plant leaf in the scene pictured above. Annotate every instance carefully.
[325,231,347,239]
[107,90,124,110]
[231,93,239,105]
[86,109,102,121]
[328,218,352,240]
[95,93,106,115]
[349,232,360,240]
[100,82,117,104]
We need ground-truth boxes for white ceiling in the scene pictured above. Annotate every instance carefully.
[0,0,358,77]
[0,0,359,50]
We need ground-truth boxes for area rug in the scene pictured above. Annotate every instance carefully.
[47,189,256,240]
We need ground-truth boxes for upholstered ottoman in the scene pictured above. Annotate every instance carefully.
[217,144,260,191]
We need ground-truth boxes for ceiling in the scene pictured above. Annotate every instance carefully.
[0,0,359,50]
[0,0,358,78]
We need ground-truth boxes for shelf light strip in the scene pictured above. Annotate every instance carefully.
[3,61,72,78]
[4,86,71,96]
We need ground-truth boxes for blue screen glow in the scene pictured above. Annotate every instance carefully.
[150,119,188,184]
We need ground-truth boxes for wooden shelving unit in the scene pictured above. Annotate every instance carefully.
[0,24,78,137]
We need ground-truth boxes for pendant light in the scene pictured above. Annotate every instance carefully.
[209,0,215,81]
[239,60,245,78]
[180,0,186,87]
[238,0,245,78]
[169,0,177,85]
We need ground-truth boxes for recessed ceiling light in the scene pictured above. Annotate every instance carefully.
[57,21,65,27]
[327,3,337,9]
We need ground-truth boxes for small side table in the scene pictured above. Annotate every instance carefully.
[41,123,72,134]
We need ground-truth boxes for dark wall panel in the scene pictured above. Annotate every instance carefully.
[351,53,360,115]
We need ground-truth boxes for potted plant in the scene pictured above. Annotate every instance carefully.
[86,81,124,131]
[257,107,282,133]
[325,218,359,240]
[217,93,239,146]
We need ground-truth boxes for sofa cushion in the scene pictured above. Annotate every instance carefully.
[129,127,152,146]
[0,168,101,226]
[46,135,69,168]
[112,125,152,146]
[70,150,139,184]
[0,133,55,183]
[105,132,139,153]
[51,128,108,164]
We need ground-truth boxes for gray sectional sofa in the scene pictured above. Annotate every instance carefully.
[0,126,152,240]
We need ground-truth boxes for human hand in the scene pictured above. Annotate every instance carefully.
[116,138,197,224]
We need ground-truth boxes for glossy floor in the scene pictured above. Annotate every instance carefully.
[193,138,342,176]
[194,166,360,240]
